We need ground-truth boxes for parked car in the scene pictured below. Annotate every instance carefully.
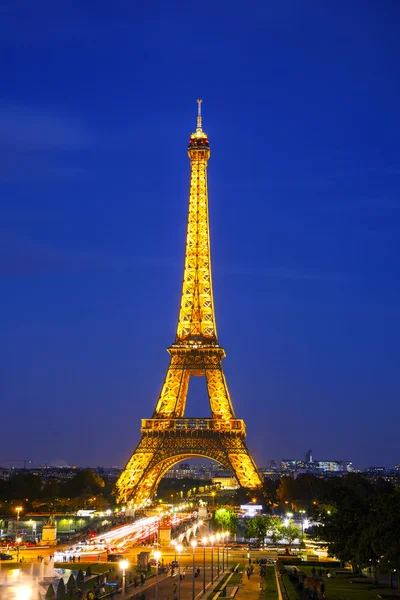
[0,553,14,560]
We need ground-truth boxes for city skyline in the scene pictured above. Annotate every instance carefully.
[1,2,400,469]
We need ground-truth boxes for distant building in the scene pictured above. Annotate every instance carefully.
[212,476,239,490]
[280,456,352,474]
[305,449,313,463]
[316,461,352,472]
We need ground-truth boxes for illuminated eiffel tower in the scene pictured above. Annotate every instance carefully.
[115,101,263,505]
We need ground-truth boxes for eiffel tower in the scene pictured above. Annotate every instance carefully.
[115,101,263,505]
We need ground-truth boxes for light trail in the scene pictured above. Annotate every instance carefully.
[54,513,193,560]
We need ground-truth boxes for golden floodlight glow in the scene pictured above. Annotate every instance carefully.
[115,101,263,505]
[15,587,32,600]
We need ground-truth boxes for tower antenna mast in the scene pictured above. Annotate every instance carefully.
[197,98,203,131]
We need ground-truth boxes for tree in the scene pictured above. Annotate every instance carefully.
[2,473,42,502]
[77,570,84,586]
[56,578,66,599]
[244,515,274,545]
[371,492,400,589]
[61,469,105,498]
[268,518,282,545]
[310,474,380,572]
[66,574,76,591]
[279,522,300,552]
[214,508,237,533]
[45,585,55,599]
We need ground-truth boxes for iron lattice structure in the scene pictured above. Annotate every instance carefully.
[115,101,263,505]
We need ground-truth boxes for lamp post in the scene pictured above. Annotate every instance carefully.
[216,533,220,576]
[153,550,162,600]
[171,539,177,562]
[211,492,215,509]
[177,544,183,600]
[209,535,215,584]
[225,532,229,571]
[15,506,22,542]
[119,559,129,596]
[191,540,197,600]
[16,537,22,563]
[202,537,208,594]
[221,533,227,571]
[301,518,309,544]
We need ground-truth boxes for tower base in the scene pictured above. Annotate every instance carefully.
[116,418,262,504]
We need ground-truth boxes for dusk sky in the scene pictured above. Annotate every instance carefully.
[1,1,399,470]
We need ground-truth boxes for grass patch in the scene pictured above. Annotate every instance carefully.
[206,573,231,600]
[280,574,297,600]
[206,565,245,600]
[284,565,387,600]
[229,564,244,585]
[264,566,278,597]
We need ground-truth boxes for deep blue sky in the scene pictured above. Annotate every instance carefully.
[1,1,399,470]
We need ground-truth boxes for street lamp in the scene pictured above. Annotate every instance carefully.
[211,492,216,508]
[301,518,309,544]
[119,559,129,596]
[216,533,220,576]
[176,544,183,600]
[202,537,208,594]
[171,539,177,562]
[225,532,230,570]
[209,535,215,584]
[221,532,227,571]
[16,537,22,563]
[191,540,197,600]
[15,506,23,541]
[153,550,162,600]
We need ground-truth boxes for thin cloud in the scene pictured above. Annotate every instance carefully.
[0,106,91,150]
[0,231,345,283]
[218,263,347,282]
[0,105,90,181]
[0,231,179,278]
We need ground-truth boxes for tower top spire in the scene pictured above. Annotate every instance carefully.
[189,99,209,151]
[196,98,203,132]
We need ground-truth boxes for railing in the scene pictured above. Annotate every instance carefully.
[141,418,246,435]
